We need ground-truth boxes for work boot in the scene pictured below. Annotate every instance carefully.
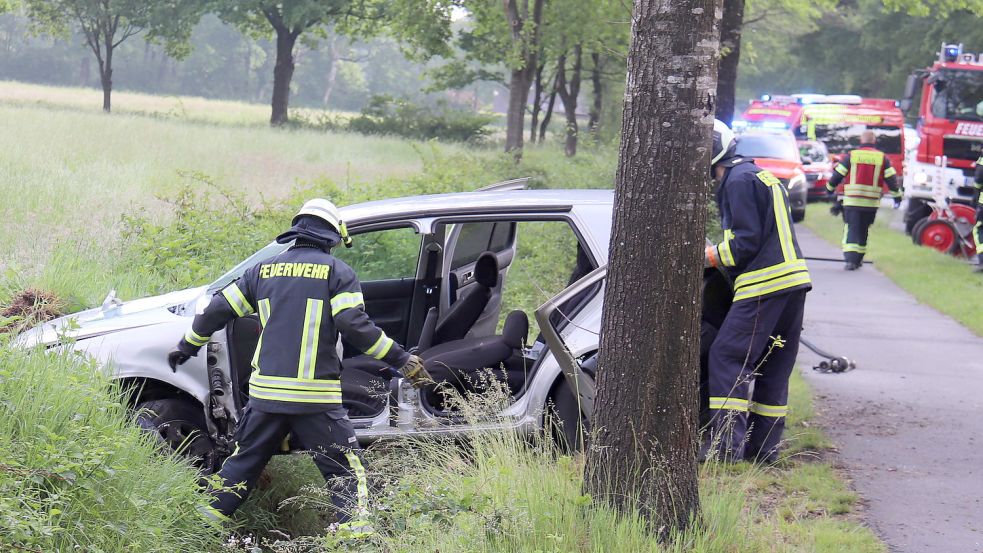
[973,264,983,274]
[844,262,859,271]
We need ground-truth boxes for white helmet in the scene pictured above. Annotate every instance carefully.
[711,119,736,166]
[294,198,352,248]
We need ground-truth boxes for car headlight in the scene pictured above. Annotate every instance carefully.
[788,174,806,189]
[912,171,930,185]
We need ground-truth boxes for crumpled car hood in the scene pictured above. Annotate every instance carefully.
[15,286,207,347]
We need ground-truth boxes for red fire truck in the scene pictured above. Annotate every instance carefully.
[900,43,983,237]
[739,94,907,178]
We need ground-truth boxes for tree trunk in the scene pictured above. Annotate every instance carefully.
[322,35,341,106]
[715,0,745,125]
[99,43,113,112]
[585,0,720,537]
[539,72,558,143]
[588,52,604,140]
[502,0,545,159]
[505,68,533,156]
[556,45,583,157]
[270,28,299,126]
[530,62,545,144]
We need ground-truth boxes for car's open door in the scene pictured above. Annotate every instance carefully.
[535,265,607,421]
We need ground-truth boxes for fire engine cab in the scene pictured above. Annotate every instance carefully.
[900,43,983,232]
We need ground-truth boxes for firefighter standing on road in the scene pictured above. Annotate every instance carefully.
[826,130,903,270]
[168,199,430,535]
[973,155,983,273]
[704,120,812,463]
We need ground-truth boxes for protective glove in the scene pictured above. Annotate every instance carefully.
[168,350,191,372]
[829,202,843,216]
[398,355,432,388]
[893,197,903,209]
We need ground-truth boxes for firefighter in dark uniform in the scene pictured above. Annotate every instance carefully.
[703,120,812,463]
[972,155,983,272]
[826,130,902,270]
[168,199,430,535]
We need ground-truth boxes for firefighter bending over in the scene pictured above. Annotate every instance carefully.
[826,130,902,270]
[704,120,812,463]
[973,155,983,273]
[168,199,430,535]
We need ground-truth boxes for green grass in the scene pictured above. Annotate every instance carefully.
[0,344,223,552]
[801,203,983,336]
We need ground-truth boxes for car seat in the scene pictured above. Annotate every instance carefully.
[419,309,529,409]
[428,251,500,346]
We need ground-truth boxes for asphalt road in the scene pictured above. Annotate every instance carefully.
[794,225,983,553]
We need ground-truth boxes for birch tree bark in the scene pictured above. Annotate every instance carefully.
[586,0,721,536]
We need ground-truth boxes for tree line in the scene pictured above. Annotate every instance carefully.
[1,0,980,159]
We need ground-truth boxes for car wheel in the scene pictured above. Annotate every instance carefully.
[791,208,806,223]
[547,378,590,453]
[136,398,217,471]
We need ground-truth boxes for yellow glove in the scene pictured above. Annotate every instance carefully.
[399,355,432,388]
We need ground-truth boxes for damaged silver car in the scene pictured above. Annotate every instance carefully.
[17,184,612,469]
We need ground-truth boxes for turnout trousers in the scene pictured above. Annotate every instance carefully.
[201,406,369,530]
[707,290,806,462]
[842,206,878,265]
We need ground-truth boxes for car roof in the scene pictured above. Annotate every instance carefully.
[339,188,614,224]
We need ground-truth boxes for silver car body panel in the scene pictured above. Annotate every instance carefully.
[19,189,613,442]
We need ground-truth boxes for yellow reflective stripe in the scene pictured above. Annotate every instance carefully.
[365,332,394,360]
[709,397,749,411]
[842,224,849,250]
[843,244,866,253]
[734,259,808,289]
[248,387,343,404]
[250,373,341,390]
[718,229,736,267]
[851,150,883,165]
[222,283,254,317]
[185,328,210,347]
[345,452,369,513]
[297,299,323,379]
[974,222,983,254]
[842,197,882,208]
[770,183,796,262]
[749,402,788,418]
[258,298,271,326]
[733,272,812,302]
[844,184,882,198]
[330,292,364,316]
[884,166,897,178]
[834,164,848,176]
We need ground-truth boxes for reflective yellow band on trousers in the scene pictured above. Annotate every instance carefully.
[975,222,983,254]
[749,402,788,417]
[249,373,342,404]
[709,397,749,412]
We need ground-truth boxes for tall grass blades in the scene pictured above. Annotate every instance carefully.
[0,344,222,552]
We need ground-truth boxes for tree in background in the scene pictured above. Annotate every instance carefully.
[715,0,744,125]
[23,0,202,112]
[735,0,983,103]
[213,0,454,126]
[586,0,719,535]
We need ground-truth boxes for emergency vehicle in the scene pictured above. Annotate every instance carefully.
[900,43,983,233]
[738,94,906,178]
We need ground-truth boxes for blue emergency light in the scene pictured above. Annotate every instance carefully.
[943,43,961,62]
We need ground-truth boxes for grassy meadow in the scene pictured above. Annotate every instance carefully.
[0,83,882,552]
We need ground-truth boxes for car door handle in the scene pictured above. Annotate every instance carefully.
[462,270,473,282]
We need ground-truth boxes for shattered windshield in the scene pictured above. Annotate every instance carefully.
[931,69,983,122]
[809,124,902,155]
